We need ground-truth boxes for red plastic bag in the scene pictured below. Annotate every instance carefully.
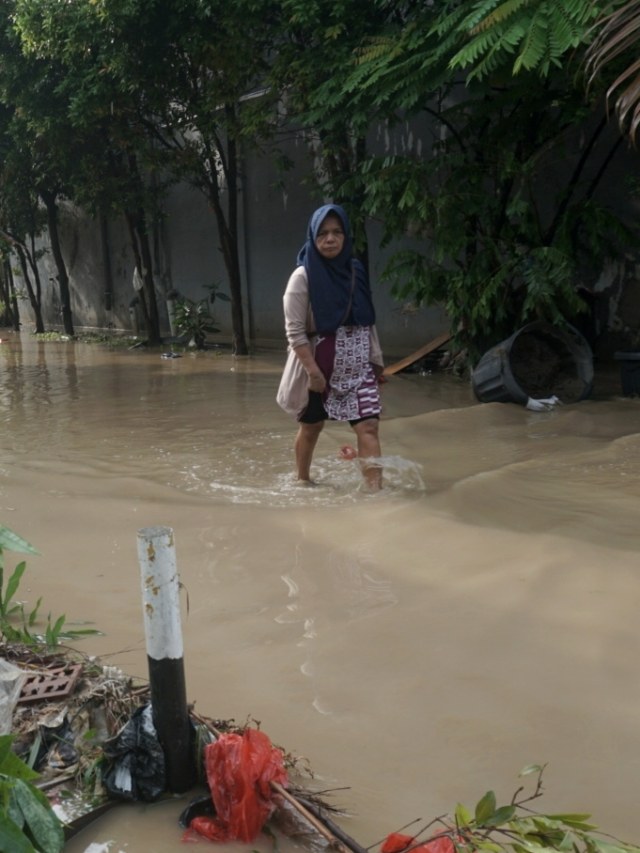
[382,834,416,853]
[382,831,455,853]
[380,832,414,853]
[184,728,288,843]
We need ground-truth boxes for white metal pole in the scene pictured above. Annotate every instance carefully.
[137,525,194,793]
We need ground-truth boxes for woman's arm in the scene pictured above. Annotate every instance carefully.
[292,343,326,392]
[283,268,326,393]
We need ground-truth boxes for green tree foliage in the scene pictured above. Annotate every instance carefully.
[0,3,74,334]
[0,101,48,334]
[411,0,640,144]
[273,0,394,263]
[13,0,182,345]
[79,0,268,353]
[0,0,637,361]
[439,0,606,80]
[0,0,108,337]
[331,0,634,359]
[14,0,282,352]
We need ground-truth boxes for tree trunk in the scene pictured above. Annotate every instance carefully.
[15,245,45,333]
[137,211,161,344]
[124,155,162,345]
[0,262,15,327]
[125,210,162,346]
[26,230,46,331]
[4,262,20,331]
[125,211,150,331]
[39,189,74,336]
[205,135,248,355]
[207,163,249,355]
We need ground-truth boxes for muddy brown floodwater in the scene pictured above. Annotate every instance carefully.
[1,332,639,852]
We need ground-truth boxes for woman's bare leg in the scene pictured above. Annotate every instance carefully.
[294,421,325,482]
[352,418,382,490]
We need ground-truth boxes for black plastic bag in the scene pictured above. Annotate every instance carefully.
[102,704,165,802]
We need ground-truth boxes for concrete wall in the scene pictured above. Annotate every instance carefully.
[11,122,450,358]
[12,121,639,360]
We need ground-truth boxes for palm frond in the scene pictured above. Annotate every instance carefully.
[586,2,640,81]
[584,0,640,142]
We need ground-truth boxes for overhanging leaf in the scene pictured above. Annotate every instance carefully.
[0,734,14,769]
[483,804,516,826]
[0,811,33,853]
[455,801,472,827]
[0,750,41,782]
[12,778,64,852]
[4,561,27,608]
[547,813,598,830]
[519,764,544,777]
[475,790,497,824]
[0,527,38,555]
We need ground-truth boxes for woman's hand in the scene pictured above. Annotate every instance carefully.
[371,363,387,384]
[307,369,326,393]
[293,344,326,392]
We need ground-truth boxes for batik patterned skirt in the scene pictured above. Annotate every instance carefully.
[314,325,382,422]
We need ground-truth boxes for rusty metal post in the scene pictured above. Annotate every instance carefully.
[137,525,195,793]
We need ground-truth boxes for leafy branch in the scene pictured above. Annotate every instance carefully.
[381,766,639,853]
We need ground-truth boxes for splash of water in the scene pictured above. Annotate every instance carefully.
[180,450,425,506]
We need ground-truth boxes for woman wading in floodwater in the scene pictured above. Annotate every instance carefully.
[277,204,384,489]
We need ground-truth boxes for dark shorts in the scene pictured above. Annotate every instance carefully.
[298,392,379,427]
[298,391,328,424]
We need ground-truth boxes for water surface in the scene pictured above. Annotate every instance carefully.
[0,333,638,851]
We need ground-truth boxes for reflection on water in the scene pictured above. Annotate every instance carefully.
[0,332,639,851]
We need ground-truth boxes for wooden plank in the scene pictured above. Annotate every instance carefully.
[383,331,451,376]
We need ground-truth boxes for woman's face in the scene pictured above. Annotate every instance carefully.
[314,214,345,260]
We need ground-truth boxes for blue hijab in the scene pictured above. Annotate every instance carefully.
[296,204,376,334]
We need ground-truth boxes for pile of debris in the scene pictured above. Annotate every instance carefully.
[1,644,149,834]
[0,643,364,851]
